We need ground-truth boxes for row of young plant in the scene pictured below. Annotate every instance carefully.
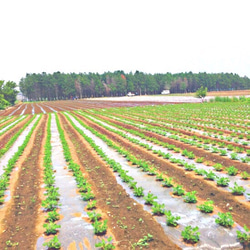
[0,115,27,137]
[117,102,250,133]
[93,109,249,151]
[0,116,36,158]
[97,113,250,164]
[0,116,16,129]
[106,111,249,149]
[105,104,249,138]
[81,112,250,181]
[77,112,249,199]
[41,114,61,249]
[69,112,250,245]
[0,115,41,204]
[55,114,114,249]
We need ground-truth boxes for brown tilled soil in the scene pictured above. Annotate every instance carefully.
[0,115,31,150]
[0,117,16,129]
[94,113,250,172]
[73,112,250,229]
[0,116,47,249]
[58,113,180,250]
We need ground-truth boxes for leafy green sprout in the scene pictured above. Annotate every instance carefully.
[172,185,185,196]
[165,210,181,227]
[216,177,230,187]
[215,212,234,227]
[229,182,246,195]
[162,177,174,187]
[236,225,250,243]
[183,191,197,203]
[151,202,165,215]
[241,171,250,180]
[43,222,61,235]
[86,200,97,210]
[43,236,61,249]
[133,234,153,248]
[95,236,115,250]
[133,186,144,197]
[197,200,214,213]
[181,225,200,243]
[143,192,157,205]
[226,166,238,176]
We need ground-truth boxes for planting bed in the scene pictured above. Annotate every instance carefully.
[0,99,249,249]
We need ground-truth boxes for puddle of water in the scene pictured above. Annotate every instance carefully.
[68,113,243,249]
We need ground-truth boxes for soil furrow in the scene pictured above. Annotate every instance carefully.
[74,112,250,228]
[92,113,250,172]
[0,115,31,150]
[0,115,47,249]
[58,113,180,250]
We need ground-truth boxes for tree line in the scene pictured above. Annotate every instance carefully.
[19,71,250,101]
[0,81,18,109]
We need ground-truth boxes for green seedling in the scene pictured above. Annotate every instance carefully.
[204,171,217,180]
[216,177,230,187]
[226,166,238,176]
[133,186,144,197]
[86,200,97,210]
[43,236,61,249]
[87,210,102,222]
[181,226,200,243]
[236,225,250,243]
[229,182,246,195]
[43,222,61,235]
[133,234,153,248]
[183,191,197,203]
[215,212,234,227]
[46,210,60,222]
[92,219,108,235]
[165,210,180,227]
[172,185,185,196]
[241,171,250,180]
[151,202,165,215]
[213,163,223,171]
[144,192,157,205]
[162,177,174,187]
[95,236,115,250]
[197,200,214,213]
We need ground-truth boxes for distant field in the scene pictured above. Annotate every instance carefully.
[0,101,249,249]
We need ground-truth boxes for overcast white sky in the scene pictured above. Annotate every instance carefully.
[0,0,250,83]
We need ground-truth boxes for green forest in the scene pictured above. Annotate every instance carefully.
[0,80,18,109]
[19,71,250,101]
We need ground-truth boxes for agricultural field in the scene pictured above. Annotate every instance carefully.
[0,99,249,249]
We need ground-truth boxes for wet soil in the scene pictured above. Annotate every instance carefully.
[74,112,250,229]
[0,115,47,249]
[58,113,180,250]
